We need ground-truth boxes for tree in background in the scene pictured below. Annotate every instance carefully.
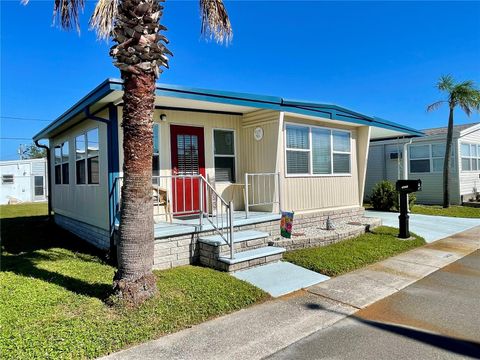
[23,0,232,305]
[427,75,480,208]
[22,144,47,159]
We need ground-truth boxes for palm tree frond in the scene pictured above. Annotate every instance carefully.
[426,100,445,112]
[437,74,454,92]
[459,102,472,117]
[52,0,85,33]
[90,0,119,40]
[200,0,232,44]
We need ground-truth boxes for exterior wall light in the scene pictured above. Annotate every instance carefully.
[159,114,167,122]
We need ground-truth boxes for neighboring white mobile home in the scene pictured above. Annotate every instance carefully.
[365,123,480,205]
[33,79,422,271]
[0,158,48,205]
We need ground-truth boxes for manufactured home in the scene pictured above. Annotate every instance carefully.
[365,122,480,205]
[0,158,48,205]
[33,79,422,271]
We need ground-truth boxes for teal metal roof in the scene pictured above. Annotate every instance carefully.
[33,78,424,141]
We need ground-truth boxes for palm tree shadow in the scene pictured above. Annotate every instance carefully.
[1,215,112,301]
[303,303,480,359]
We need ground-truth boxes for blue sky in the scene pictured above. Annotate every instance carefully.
[1,1,479,160]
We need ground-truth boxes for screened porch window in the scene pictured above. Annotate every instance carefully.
[214,129,236,182]
[55,141,69,184]
[285,124,351,176]
[75,128,99,184]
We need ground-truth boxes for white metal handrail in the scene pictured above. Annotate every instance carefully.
[198,174,234,259]
[244,172,281,218]
[113,174,235,259]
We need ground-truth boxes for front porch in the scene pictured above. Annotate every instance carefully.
[154,211,281,239]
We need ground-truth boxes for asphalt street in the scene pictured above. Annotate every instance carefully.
[268,250,480,360]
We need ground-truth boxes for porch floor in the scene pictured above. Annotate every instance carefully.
[154,211,281,239]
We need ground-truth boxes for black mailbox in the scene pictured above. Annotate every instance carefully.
[396,179,422,193]
[395,179,422,239]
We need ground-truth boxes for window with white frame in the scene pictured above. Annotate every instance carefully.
[285,124,351,175]
[214,129,236,182]
[461,143,480,171]
[152,123,160,177]
[409,143,455,173]
[54,141,69,184]
[75,128,99,184]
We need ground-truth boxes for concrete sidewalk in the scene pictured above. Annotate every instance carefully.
[100,226,480,360]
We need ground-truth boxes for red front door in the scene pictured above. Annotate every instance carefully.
[170,125,206,215]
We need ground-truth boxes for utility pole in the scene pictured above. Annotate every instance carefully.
[17,144,26,160]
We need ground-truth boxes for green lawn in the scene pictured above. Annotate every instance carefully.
[284,226,426,277]
[364,202,480,219]
[0,202,49,218]
[0,204,268,360]
[410,204,480,218]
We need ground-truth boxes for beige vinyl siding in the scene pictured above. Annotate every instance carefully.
[240,110,281,211]
[279,115,360,213]
[458,127,480,196]
[240,110,280,174]
[50,113,109,229]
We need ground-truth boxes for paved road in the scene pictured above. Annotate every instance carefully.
[365,210,480,243]
[268,250,480,360]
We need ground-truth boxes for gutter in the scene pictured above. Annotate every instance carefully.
[33,78,424,142]
[34,140,52,219]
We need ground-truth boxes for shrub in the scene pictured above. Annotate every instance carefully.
[370,180,416,211]
[393,191,416,211]
[370,181,397,211]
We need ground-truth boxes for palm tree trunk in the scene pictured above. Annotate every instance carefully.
[113,72,157,304]
[442,106,454,208]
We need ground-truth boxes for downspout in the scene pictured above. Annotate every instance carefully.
[403,138,413,180]
[34,140,52,219]
[403,138,413,212]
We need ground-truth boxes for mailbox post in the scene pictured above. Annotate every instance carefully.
[395,179,422,239]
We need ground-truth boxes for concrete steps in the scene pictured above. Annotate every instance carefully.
[199,230,270,246]
[217,246,285,272]
[199,229,286,272]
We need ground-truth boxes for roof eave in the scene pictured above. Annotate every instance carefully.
[32,78,122,141]
[32,78,424,141]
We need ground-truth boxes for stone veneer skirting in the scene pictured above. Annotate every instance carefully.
[54,207,379,270]
[274,207,381,250]
[289,206,366,230]
[153,206,374,270]
[54,213,110,250]
[153,219,281,270]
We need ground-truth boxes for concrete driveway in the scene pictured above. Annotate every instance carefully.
[365,210,480,243]
[268,249,480,360]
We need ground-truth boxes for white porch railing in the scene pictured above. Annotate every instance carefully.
[111,175,235,259]
[152,174,234,259]
[244,172,281,218]
[110,173,282,259]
